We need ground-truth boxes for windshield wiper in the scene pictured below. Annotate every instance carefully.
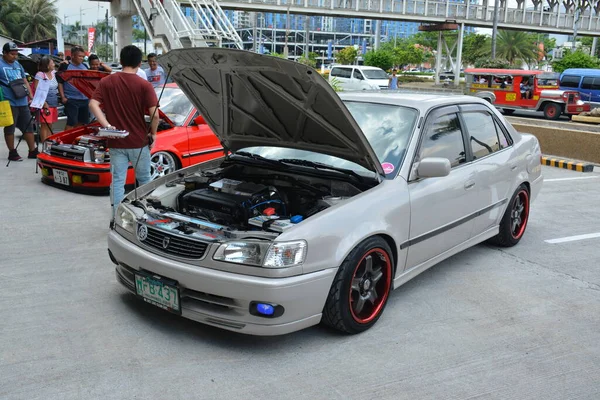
[277,158,363,181]
[231,151,287,167]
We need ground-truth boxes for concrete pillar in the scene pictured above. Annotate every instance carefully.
[454,23,464,86]
[435,31,442,85]
[111,0,135,57]
[592,37,598,57]
[374,20,381,50]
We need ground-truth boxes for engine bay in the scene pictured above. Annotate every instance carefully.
[138,162,373,238]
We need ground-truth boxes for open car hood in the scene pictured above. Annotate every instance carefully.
[157,48,384,175]
[57,70,176,126]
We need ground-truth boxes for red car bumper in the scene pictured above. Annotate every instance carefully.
[566,103,591,115]
[37,153,134,195]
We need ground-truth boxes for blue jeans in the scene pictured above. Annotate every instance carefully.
[110,147,151,217]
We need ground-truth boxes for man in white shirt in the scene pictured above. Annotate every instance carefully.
[144,53,166,87]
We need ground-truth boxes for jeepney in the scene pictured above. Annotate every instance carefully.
[464,68,590,120]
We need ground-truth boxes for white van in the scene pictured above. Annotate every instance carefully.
[328,65,389,91]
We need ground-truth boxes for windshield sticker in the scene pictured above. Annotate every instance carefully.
[382,162,395,174]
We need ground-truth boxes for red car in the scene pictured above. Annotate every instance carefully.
[37,70,225,194]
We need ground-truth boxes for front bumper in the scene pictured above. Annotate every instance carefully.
[566,103,590,114]
[37,154,134,194]
[108,231,338,336]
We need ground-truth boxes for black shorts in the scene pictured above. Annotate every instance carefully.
[64,98,90,126]
[4,106,34,135]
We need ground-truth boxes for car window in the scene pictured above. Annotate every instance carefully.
[591,78,600,90]
[331,67,351,78]
[353,69,363,79]
[362,69,389,79]
[581,77,594,89]
[419,113,466,168]
[461,111,500,159]
[157,87,194,126]
[494,119,511,148]
[560,75,581,88]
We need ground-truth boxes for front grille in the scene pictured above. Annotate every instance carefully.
[140,225,208,259]
[50,145,86,161]
[568,94,575,103]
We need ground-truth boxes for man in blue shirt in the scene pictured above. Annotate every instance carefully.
[0,42,37,161]
[57,46,90,131]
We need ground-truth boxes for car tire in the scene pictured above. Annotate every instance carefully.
[322,236,393,334]
[488,184,530,247]
[150,151,179,180]
[543,103,561,120]
[503,109,515,115]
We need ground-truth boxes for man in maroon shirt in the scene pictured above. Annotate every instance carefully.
[89,45,159,220]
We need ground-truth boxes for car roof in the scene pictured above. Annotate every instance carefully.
[560,68,600,76]
[332,65,383,70]
[338,91,488,112]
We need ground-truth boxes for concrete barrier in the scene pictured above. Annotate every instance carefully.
[507,118,600,165]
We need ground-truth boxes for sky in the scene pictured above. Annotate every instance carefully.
[57,0,110,26]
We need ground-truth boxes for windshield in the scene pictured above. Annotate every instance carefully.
[239,102,418,178]
[362,69,389,80]
[157,87,193,126]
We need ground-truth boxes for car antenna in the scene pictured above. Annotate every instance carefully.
[130,64,174,209]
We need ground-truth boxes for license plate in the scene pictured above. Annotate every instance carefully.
[134,271,181,314]
[53,169,69,185]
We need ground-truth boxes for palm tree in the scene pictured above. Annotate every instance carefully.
[95,21,112,42]
[0,0,20,39]
[16,0,59,43]
[495,30,538,66]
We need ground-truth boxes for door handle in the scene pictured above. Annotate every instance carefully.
[510,164,518,171]
[464,180,475,190]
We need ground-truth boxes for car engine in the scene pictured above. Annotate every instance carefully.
[142,163,366,234]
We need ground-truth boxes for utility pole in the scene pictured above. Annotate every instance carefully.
[284,4,290,58]
[105,9,109,61]
[572,8,580,50]
[491,0,499,58]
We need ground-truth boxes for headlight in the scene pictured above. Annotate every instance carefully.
[213,240,307,268]
[115,203,136,233]
[42,141,52,154]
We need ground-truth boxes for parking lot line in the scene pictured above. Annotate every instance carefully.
[545,232,600,244]
[544,176,600,182]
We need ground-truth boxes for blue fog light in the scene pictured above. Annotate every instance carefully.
[256,303,274,316]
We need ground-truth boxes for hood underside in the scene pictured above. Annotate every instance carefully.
[157,49,383,175]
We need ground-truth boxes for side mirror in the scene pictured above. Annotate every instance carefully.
[193,115,206,126]
[416,157,451,178]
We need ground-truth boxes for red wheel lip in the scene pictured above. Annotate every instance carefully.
[511,189,530,240]
[348,248,392,324]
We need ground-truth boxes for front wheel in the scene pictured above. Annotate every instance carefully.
[488,184,530,247]
[150,151,179,180]
[543,103,561,120]
[322,236,394,334]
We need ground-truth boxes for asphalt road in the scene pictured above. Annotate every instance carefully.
[1,146,599,400]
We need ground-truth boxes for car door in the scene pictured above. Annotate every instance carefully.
[405,106,479,269]
[185,111,226,167]
[352,68,366,90]
[458,104,516,237]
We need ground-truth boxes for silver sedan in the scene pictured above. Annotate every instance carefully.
[107,49,543,336]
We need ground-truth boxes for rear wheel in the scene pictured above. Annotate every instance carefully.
[488,184,530,247]
[543,103,561,120]
[322,236,393,334]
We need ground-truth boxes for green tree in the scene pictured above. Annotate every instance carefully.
[66,21,83,45]
[94,44,112,62]
[495,30,538,66]
[133,28,145,42]
[552,50,600,72]
[363,49,394,71]
[336,46,358,65]
[269,52,286,59]
[461,33,491,66]
[473,57,511,68]
[17,0,59,42]
[0,0,20,39]
[95,21,112,42]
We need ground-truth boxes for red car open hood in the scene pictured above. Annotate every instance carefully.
[57,70,175,126]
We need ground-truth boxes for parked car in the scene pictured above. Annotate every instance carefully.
[36,70,225,194]
[108,48,543,336]
[465,68,590,119]
[329,65,389,90]
[559,68,600,109]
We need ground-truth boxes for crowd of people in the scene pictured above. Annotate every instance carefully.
[0,42,161,223]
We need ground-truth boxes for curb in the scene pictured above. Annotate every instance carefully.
[542,156,595,172]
